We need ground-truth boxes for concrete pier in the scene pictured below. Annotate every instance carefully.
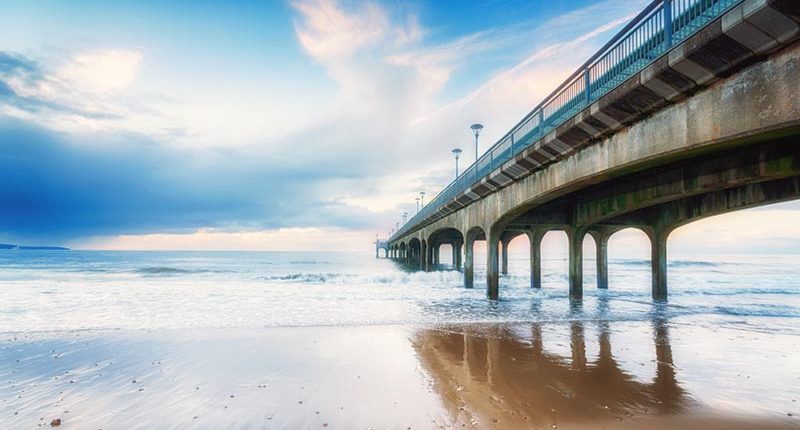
[386,1,800,301]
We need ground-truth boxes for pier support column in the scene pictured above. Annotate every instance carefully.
[651,229,669,301]
[464,238,474,288]
[591,228,613,289]
[420,242,427,271]
[425,242,434,272]
[433,245,440,265]
[455,241,463,269]
[486,230,500,300]
[500,238,510,275]
[527,229,545,288]
[567,227,586,300]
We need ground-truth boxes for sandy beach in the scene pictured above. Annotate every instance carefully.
[3,319,798,429]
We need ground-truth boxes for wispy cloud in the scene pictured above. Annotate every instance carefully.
[0,49,158,131]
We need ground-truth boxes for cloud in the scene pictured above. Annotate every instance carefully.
[292,0,389,61]
[0,119,387,244]
[0,49,144,126]
[0,51,41,81]
[79,227,377,252]
[58,50,142,93]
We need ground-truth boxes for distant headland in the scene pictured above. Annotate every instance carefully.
[0,244,70,251]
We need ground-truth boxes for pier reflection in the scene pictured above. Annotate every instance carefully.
[412,314,686,427]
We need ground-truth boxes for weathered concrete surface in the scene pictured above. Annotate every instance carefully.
[389,5,800,300]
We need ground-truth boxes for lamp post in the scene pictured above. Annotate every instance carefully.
[402,212,408,224]
[420,191,426,208]
[415,197,420,213]
[470,123,484,165]
[451,148,462,179]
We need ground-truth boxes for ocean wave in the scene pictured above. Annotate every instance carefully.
[674,287,800,296]
[258,270,464,285]
[713,304,800,318]
[260,273,352,283]
[134,267,234,276]
[613,259,721,268]
[670,260,722,267]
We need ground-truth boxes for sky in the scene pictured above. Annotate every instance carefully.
[0,0,798,254]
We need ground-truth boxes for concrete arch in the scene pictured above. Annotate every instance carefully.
[408,238,421,267]
[595,226,652,291]
[427,227,465,270]
[465,226,487,242]
[598,176,800,299]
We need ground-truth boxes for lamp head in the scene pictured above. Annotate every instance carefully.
[470,123,484,137]
[451,148,463,158]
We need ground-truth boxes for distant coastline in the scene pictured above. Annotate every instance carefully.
[0,243,70,251]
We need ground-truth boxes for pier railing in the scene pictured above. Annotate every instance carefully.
[391,0,741,242]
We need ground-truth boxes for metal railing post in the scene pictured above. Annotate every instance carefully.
[663,0,673,49]
[584,69,591,105]
[538,109,544,137]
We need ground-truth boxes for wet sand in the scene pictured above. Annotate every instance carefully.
[2,319,799,429]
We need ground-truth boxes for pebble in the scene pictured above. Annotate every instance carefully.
[50,418,62,427]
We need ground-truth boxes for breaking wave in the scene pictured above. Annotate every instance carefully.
[134,267,234,276]
[614,259,721,268]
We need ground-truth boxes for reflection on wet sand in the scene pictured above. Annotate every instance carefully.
[412,303,794,429]
[414,321,681,428]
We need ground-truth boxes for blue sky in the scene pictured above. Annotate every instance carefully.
[1,0,798,253]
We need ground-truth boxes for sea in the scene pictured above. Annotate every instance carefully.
[1,249,799,334]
